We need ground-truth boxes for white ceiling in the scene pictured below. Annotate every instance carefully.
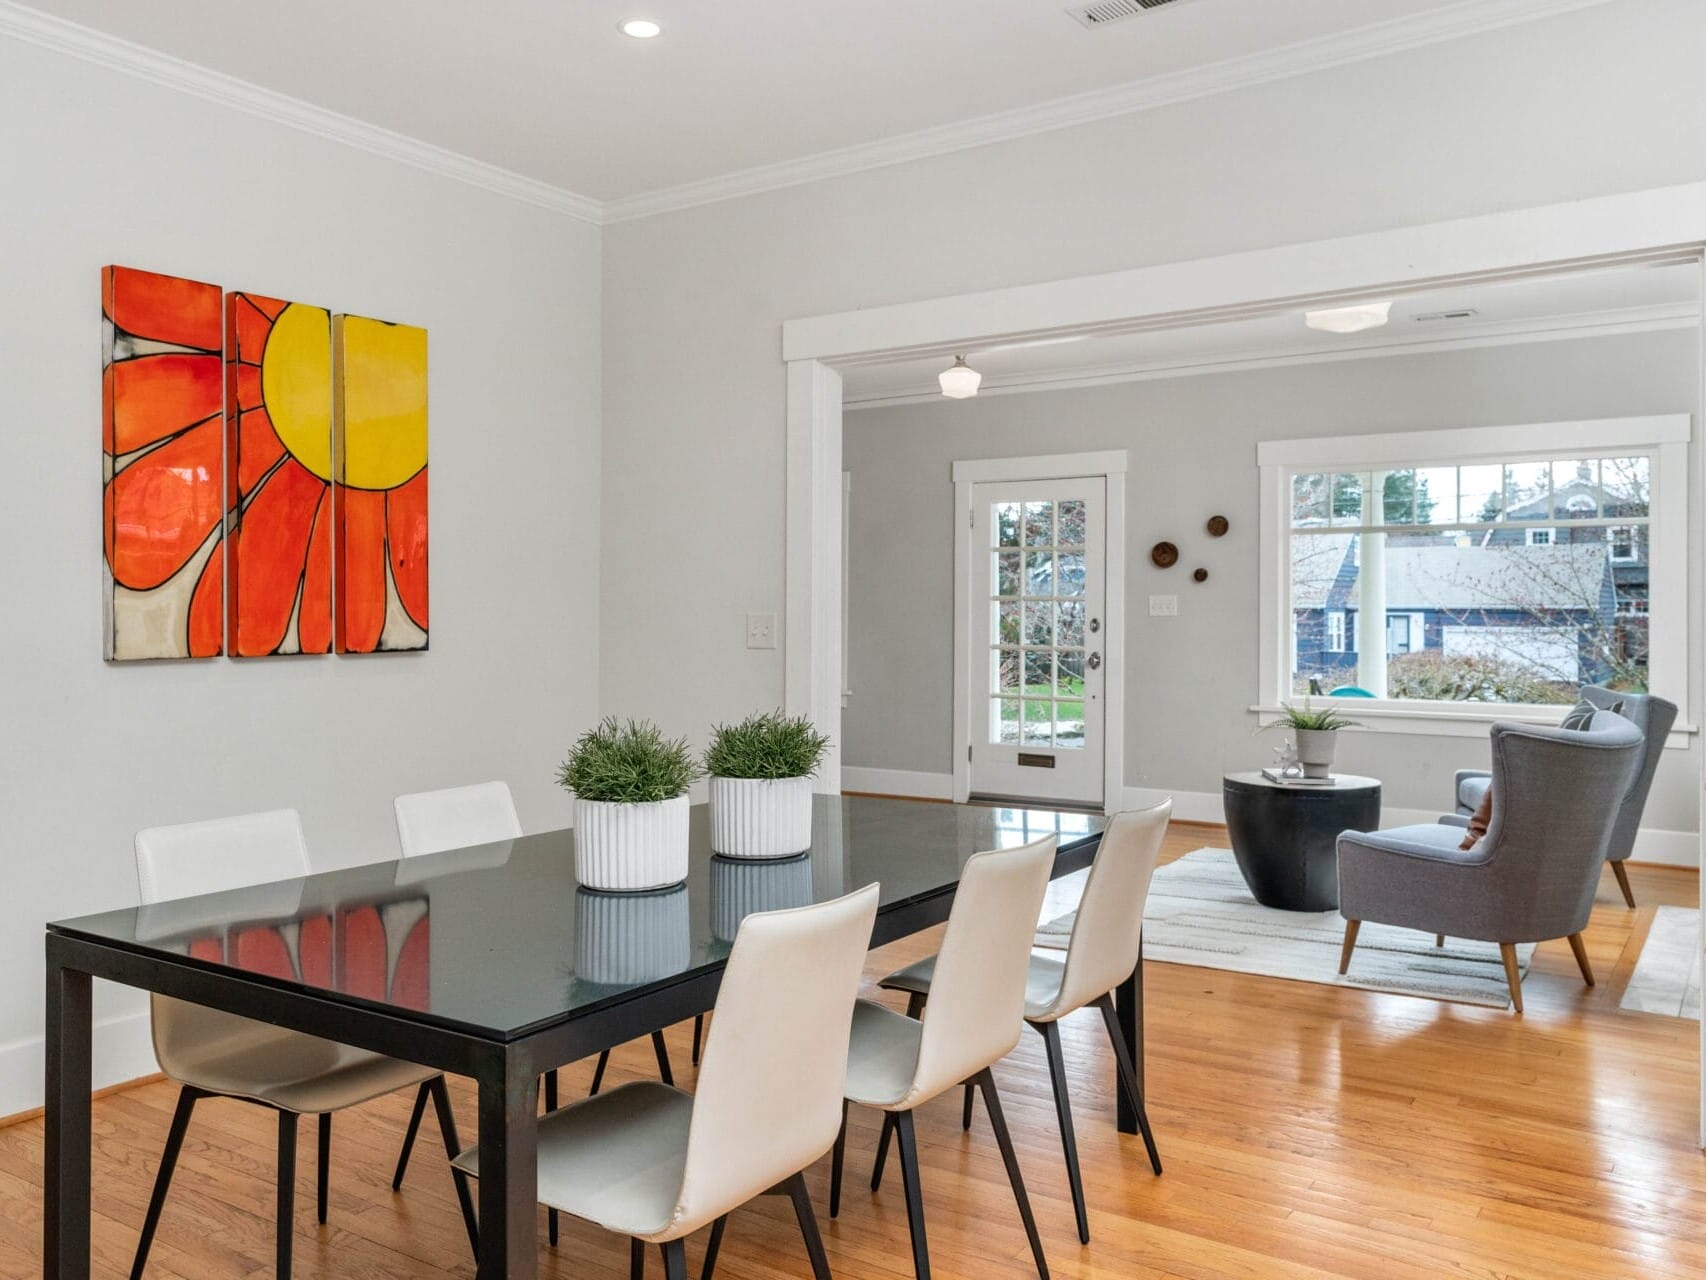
[20,0,1565,204]
[841,261,1703,405]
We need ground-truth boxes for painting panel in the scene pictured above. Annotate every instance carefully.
[225,292,334,657]
[102,266,224,660]
[334,314,428,653]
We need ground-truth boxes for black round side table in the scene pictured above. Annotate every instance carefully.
[1221,772,1381,911]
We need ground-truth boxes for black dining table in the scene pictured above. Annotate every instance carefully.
[44,794,1142,1280]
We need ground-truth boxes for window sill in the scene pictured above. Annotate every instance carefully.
[1250,702,1696,749]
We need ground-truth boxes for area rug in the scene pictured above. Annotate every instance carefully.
[1036,846,1535,1009]
[1619,906,1701,1020]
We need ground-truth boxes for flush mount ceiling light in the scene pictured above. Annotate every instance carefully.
[1304,300,1393,334]
[938,355,982,399]
[619,18,662,38]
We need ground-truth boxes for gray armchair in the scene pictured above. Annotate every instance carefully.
[1453,686,1675,907]
[1339,711,1643,1012]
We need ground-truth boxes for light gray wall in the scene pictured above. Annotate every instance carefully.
[1,34,602,1110]
[600,0,1706,766]
[843,330,1702,839]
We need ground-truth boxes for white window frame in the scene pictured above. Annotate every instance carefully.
[1610,524,1639,563]
[1526,527,1554,546]
[1256,415,1692,742]
[1327,611,1346,652]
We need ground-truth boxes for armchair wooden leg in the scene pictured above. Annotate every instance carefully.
[1611,860,1637,909]
[1338,920,1361,975]
[1567,932,1596,987]
[1499,943,1524,1014]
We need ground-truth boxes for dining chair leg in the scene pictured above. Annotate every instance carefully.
[893,1110,930,1280]
[961,1082,975,1131]
[427,1075,479,1258]
[829,1100,848,1218]
[1568,932,1596,987]
[629,1235,645,1280]
[130,1085,198,1280]
[1035,1021,1089,1244]
[703,1214,728,1280]
[691,1014,706,1066]
[975,1070,1049,1280]
[870,1111,897,1192]
[1611,859,1637,909]
[276,1110,299,1280]
[316,1113,330,1225]
[1499,942,1525,1014]
[1338,919,1361,974]
[392,1080,431,1190]
[785,1171,833,1280]
[660,1238,688,1280]
[652,1031,675,1085]
[590,1050,611,1095]
[1094,994,1162,1175]
[904,992,926,1019]
[544,1070,560,1246]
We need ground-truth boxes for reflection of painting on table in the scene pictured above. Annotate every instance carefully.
[103,266,225,660]
[225,293,334,656]
[334,315,429,653]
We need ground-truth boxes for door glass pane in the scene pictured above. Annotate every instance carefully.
[1054,702,1085,748]
[1024,650,1054,695]
[995,648,1021,693]
[995,552,1021,596]
[997,600,1020,645]
[1057,601,1085,646]
[1058,500,1086,547]
[994,698,1019,744]
[1024,503,1052,546]
[1057,649,1085,693]
[1025,551,1053,596]
[994,502,1021,547]
[1021,700,1051,745]
[1023,600,1052,646]
[1056,551,1086,596]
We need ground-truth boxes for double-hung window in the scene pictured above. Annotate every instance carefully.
[1258,417,1689,730]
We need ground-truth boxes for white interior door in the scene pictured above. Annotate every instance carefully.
[969,479,1106,806]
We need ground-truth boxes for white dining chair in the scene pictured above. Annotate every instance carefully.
[131,809,473,1280]
[391,779,690,1246]
[830,836,1057,1280]
[451,882,880,1280]
[878,803,1169,1244]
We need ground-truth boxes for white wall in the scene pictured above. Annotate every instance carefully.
[841,330,1702,849]
[600,0,1706,751]
[0,35,602,1113]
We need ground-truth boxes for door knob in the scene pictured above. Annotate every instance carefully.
[1087,652,1102,670]
[1089,618,1101,633]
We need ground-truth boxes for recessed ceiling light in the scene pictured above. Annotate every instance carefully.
[620,18,662,39]
[1304,300,1392,334]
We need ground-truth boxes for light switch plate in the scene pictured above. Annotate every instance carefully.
[1149,595,1178,617]
[746,611,778,649]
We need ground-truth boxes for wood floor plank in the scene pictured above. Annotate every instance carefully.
[4,819,1701,1278]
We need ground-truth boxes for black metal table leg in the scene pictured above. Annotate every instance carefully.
[45,942,92,1280]
[1113,941,1143,1135]
[477,1042,539,1280]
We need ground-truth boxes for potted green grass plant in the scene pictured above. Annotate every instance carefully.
[558,718,704,891]
[1267,699,1360,778]
[704,710,830,858]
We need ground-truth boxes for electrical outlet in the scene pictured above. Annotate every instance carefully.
[1149,594,1178,617]
[746,612,777,649]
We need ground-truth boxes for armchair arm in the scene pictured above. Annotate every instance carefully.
[1453,768,1493,815]
[1438,814,1470,829]
[1338,824,1483,867]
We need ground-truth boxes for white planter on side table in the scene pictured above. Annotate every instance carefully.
[708,775,814,859]
[1293,729,1338,779]
[574,795,690,891]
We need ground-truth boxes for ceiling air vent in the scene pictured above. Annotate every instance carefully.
[1412,308,1480,323]
[1067,0,1186,31]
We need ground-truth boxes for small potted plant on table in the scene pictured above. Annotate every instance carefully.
[1267,700,1359,778]
[704,710,830,858]
[559,717,704,891]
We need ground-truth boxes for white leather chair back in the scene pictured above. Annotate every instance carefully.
[910,836,1056,1104]
[134,809,318,1083]
[394,781,522,859]
[1048,803,1169,1019]
[136,809,310,904]
[673,883,880,1235]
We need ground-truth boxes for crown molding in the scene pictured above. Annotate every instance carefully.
[0,1,603,224]
[601,0,1615,224]
[842,301,1700,410]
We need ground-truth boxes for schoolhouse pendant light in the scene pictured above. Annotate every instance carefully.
[938,355,982,399]
[1305,300,1392,334]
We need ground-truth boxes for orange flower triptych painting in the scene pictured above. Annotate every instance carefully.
[102,265,428,661]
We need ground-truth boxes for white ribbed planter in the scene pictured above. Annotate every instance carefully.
[709,851,814,942]
[573,795,690,891]
[575,885,691,985]
[1293,729,1338,779]
[708,775,814,858]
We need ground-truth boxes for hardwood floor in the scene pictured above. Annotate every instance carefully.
[3,818,1701,1278]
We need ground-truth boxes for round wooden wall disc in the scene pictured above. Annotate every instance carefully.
[1193,567,1209,583]
[1151,541,1179,568]
[1206,515,1230,537]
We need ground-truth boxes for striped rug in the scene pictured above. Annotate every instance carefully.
[1037,846,1535,1010]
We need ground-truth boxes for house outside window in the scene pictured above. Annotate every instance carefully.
[1260,417,1688,727]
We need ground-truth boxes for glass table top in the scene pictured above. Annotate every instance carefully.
[51,796,1101,1038]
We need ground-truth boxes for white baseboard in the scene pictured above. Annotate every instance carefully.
[0,1010,156,1120]
[841,767,954,800]
[1122,786,1701,868]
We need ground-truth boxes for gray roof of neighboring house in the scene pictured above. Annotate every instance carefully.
[1293,536,1610,611]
